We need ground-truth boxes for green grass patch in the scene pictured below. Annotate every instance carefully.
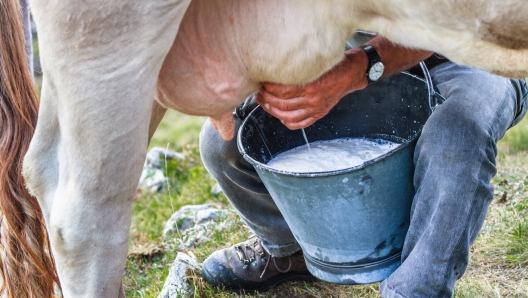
[148,110,207,151]
[488,170,528,267]
[498,111,528,154]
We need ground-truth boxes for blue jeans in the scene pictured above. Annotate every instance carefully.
[199,63,528,297]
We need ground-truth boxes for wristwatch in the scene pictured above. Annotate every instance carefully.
[359,45,385,84]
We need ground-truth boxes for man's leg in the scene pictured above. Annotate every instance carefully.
[380,63,528,297]
[200,115,314,291]
[200,117,300,256]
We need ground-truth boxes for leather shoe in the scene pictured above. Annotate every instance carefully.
[202,236,315,292]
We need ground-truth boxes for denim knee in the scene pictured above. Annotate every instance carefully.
[199,119,241,178]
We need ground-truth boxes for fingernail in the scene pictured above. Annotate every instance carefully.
[265,103,270,110]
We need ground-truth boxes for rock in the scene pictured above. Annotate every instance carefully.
[157,252,200,298]
[178,225,212,249]
[176,219,234,249]
[163,204,228,237]
[196,207,228,225]
[163,204,245,250]
[138,167,165,192]
[138,147,185,193]
[145,147,185,169]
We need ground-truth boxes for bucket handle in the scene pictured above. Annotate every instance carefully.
[419,61,446,112]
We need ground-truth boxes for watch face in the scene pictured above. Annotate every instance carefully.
[369,62,385,81]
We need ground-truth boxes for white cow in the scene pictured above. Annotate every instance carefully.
[0,0,527,297]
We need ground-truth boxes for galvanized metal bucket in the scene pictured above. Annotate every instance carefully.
[237,65,436,285]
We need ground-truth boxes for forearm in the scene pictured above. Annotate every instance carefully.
[340,35,433,93]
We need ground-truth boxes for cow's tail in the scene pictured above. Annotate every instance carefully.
[0,0,60,297]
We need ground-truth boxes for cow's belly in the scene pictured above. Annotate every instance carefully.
[155,0,355,118]
[155,47,258,118]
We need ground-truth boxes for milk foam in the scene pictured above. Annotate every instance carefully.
[266,138,400,173]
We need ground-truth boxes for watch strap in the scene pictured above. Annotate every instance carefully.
[359,45,382,64]
[359,45,383,84]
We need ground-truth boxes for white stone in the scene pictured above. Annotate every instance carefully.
[157,252,200,298]
[146,147,185,169]
[163,204,228,237]
[138,167,165,192]
[138,147,185,193]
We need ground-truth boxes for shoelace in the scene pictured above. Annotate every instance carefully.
[233,236,293,279]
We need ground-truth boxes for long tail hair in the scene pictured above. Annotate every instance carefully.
[0,0,60,296]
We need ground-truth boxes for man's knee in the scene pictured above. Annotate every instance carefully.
[199,119,241,174]
[419,103,489,151]
[430,63,520,140]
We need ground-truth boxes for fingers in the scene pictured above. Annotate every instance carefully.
[258,79,344,129]
[256,91,306,111]
[209,112,236,141]
[282,116,320,130]
[256,93,319,129]
[262,82,303,99]
[270,105,319,126]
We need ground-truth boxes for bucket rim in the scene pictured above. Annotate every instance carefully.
[237,108,423,178]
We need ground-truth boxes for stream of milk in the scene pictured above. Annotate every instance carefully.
[266,137,401,172]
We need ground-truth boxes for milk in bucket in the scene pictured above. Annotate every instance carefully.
[267,138,400,173]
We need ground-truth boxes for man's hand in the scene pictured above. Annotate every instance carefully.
[255,78,358,130]
[255,37,432,130]
[256,48,369,130]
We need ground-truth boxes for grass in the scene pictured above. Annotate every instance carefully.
[455,151,528,297]
[498,115,528,154]
[148,110,207,151]
[123,109,528,297]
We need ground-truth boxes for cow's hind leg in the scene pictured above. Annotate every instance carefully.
[24,0,190,297]
[149,100,168,144]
